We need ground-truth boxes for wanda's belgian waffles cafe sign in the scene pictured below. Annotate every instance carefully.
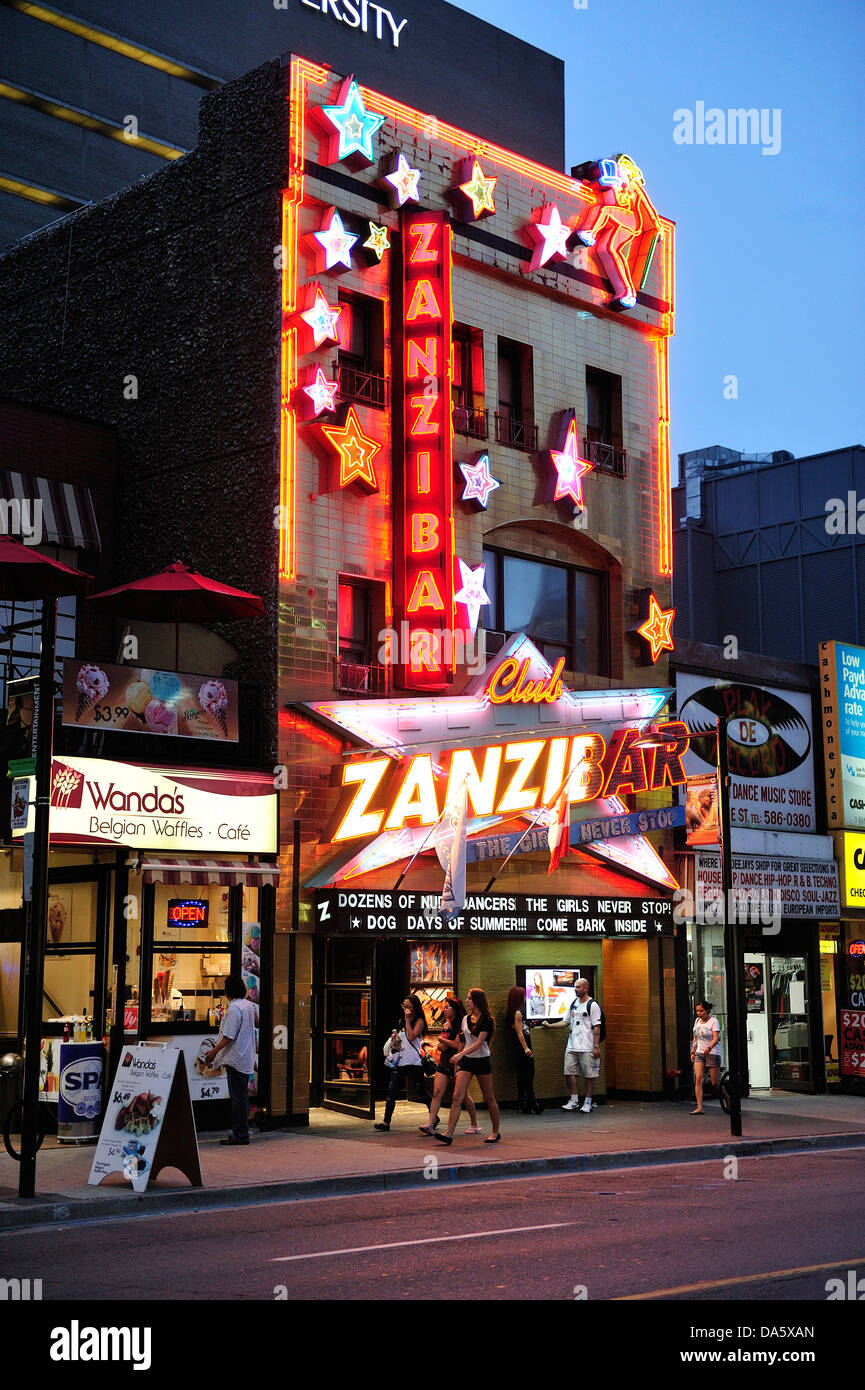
[302,635,689,895]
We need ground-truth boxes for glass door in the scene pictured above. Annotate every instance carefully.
[322,939,373,1118]
[769,954,811,1089]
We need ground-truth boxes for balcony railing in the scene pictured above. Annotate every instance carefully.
[452,405,489,440]
[334,657,389,696]
[335,360,389,409]
[495,411,538,452]
[583,434,627,477]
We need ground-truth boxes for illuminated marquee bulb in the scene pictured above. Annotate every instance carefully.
[548,417,593,512]
[637,593,676,663]
[311,207,357,272]
[320,406,381,494]
[454,558,491,634]
[316,76,386,169]
[458,453,500,509]
[453,157,497,220]
[523,203,574,273]
[384,153,422,207]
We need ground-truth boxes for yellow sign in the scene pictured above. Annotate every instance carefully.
[835,831,865,909]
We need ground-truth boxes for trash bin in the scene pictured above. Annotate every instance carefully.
[0,1052,24,1126]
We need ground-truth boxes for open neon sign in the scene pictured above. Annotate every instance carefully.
[394,209,454,690]
[167,899,209,927]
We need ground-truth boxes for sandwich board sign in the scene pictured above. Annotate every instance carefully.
[88,1044,202,1193]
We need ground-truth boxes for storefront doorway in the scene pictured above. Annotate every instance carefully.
[744,952,771,1088]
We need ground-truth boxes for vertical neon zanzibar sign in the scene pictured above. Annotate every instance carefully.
[394,208,454,690]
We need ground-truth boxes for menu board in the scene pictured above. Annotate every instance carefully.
[62,659,238,742]
[89,1044,202,1193]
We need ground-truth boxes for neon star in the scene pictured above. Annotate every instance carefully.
[549,418,593,510]
[454,559,491,634]
[459,453,500,509]
[458,160,497,218]
[524,203,573,272]
[319,77,386,167]
[302,367,339,418]
[637,594,676,663]
[320,406,381,494]
[313,208,357,271]
[385,153,422,206]
[363,222,391,260]
[299,286,343,348]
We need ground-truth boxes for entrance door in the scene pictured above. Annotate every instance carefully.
[321,938,374,1118]
[744,952,771,1088]
[769,954,811,1090]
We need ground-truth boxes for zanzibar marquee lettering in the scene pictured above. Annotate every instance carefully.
[299,0,408,47]
[331,721,690,842]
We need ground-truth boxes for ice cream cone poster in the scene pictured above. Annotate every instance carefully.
[62,660,238,742]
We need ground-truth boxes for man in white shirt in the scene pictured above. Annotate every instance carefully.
[543,977,602,1113]
[204,975,257,1145]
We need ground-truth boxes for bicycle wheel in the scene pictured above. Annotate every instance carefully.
[3,1099,46,1161]
[718,1071,731,1115]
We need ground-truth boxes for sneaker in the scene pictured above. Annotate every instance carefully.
[220,1136,249,1145]
[373,1122,390,1132]
[562,1098,580,1110]
[580,1100,592,1113]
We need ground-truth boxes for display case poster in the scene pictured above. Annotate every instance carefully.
[62,659,239,742]
[745,963,765,1013]
[158,1034,229,1101]
[410,940,453,984]
[88,1044,201,1193]
[242,923,261,1100]
[684,773,719,846]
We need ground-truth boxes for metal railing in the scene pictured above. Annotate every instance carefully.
[334,657,389,696]
[495,411,538,451]
[583,434,627,477]
[335,360,389,409]
[452,405,489,440]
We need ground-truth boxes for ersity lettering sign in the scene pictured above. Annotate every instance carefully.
[298,0,408,47]
[314,889,674,937]
[12,757,277,853]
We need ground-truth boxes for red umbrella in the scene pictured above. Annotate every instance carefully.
[86,560,265,670]
[0,535,91,598]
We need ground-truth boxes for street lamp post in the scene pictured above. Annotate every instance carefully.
[717,717,746,1138]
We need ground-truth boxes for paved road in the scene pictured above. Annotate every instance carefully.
[1,1149,862,1303]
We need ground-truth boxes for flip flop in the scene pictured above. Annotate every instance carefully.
[433,1131,453,1145]
[483,1134,502,1143]
[417,1124,433,1135]
[690,1109,704,1115]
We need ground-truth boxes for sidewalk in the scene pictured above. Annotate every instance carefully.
[1,1091,863,1232]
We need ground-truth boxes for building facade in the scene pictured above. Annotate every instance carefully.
[0,35,681,1124]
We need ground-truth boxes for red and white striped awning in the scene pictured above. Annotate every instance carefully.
[135,856,280,887]
[0,469,101,552]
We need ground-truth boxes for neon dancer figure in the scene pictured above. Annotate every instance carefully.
[575,155,662,309]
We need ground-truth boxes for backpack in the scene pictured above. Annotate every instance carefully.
[574,995,606,1044]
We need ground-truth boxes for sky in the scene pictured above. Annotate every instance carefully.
[451,0,864,466]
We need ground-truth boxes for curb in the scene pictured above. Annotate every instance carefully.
[2,1129,864,1232]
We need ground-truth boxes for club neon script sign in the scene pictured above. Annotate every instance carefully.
[298,0,408,46]
[394,209,454,690]
[330,721,690,842]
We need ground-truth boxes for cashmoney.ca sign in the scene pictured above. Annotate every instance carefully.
[297,0,408,47]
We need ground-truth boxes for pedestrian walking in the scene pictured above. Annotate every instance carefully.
[506,985,543,1113]
[543,977,601,1113]
[434,987,500,1145]
[690,1000,721,1114]
[374,994,432,1132]
[418,996,481,1136]
[203,974,257,1146]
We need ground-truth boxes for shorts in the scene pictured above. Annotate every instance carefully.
[695,1051,721,1069]
[457,1057,492,1076]
[435,1063,453,1079]
[564,1050,600,1079]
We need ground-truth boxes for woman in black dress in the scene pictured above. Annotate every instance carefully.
[506,986,543,1114]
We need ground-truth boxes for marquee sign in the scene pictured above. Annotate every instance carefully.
[314,889,674,937]
[393,208,454,690]
[304,635,685,889]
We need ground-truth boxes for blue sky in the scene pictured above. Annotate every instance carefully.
[451,0,864,466]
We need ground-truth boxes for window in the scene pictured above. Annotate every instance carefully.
[452,324,487,439]
[585,366,626,476]
[496,338,537,450]
[336,578,387,694]
[336,293,387,408]
[482,547,608,676]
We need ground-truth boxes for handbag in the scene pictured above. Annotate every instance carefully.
[408,1033,436,1077]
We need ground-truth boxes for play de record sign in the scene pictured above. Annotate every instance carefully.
[12,756,277,853]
